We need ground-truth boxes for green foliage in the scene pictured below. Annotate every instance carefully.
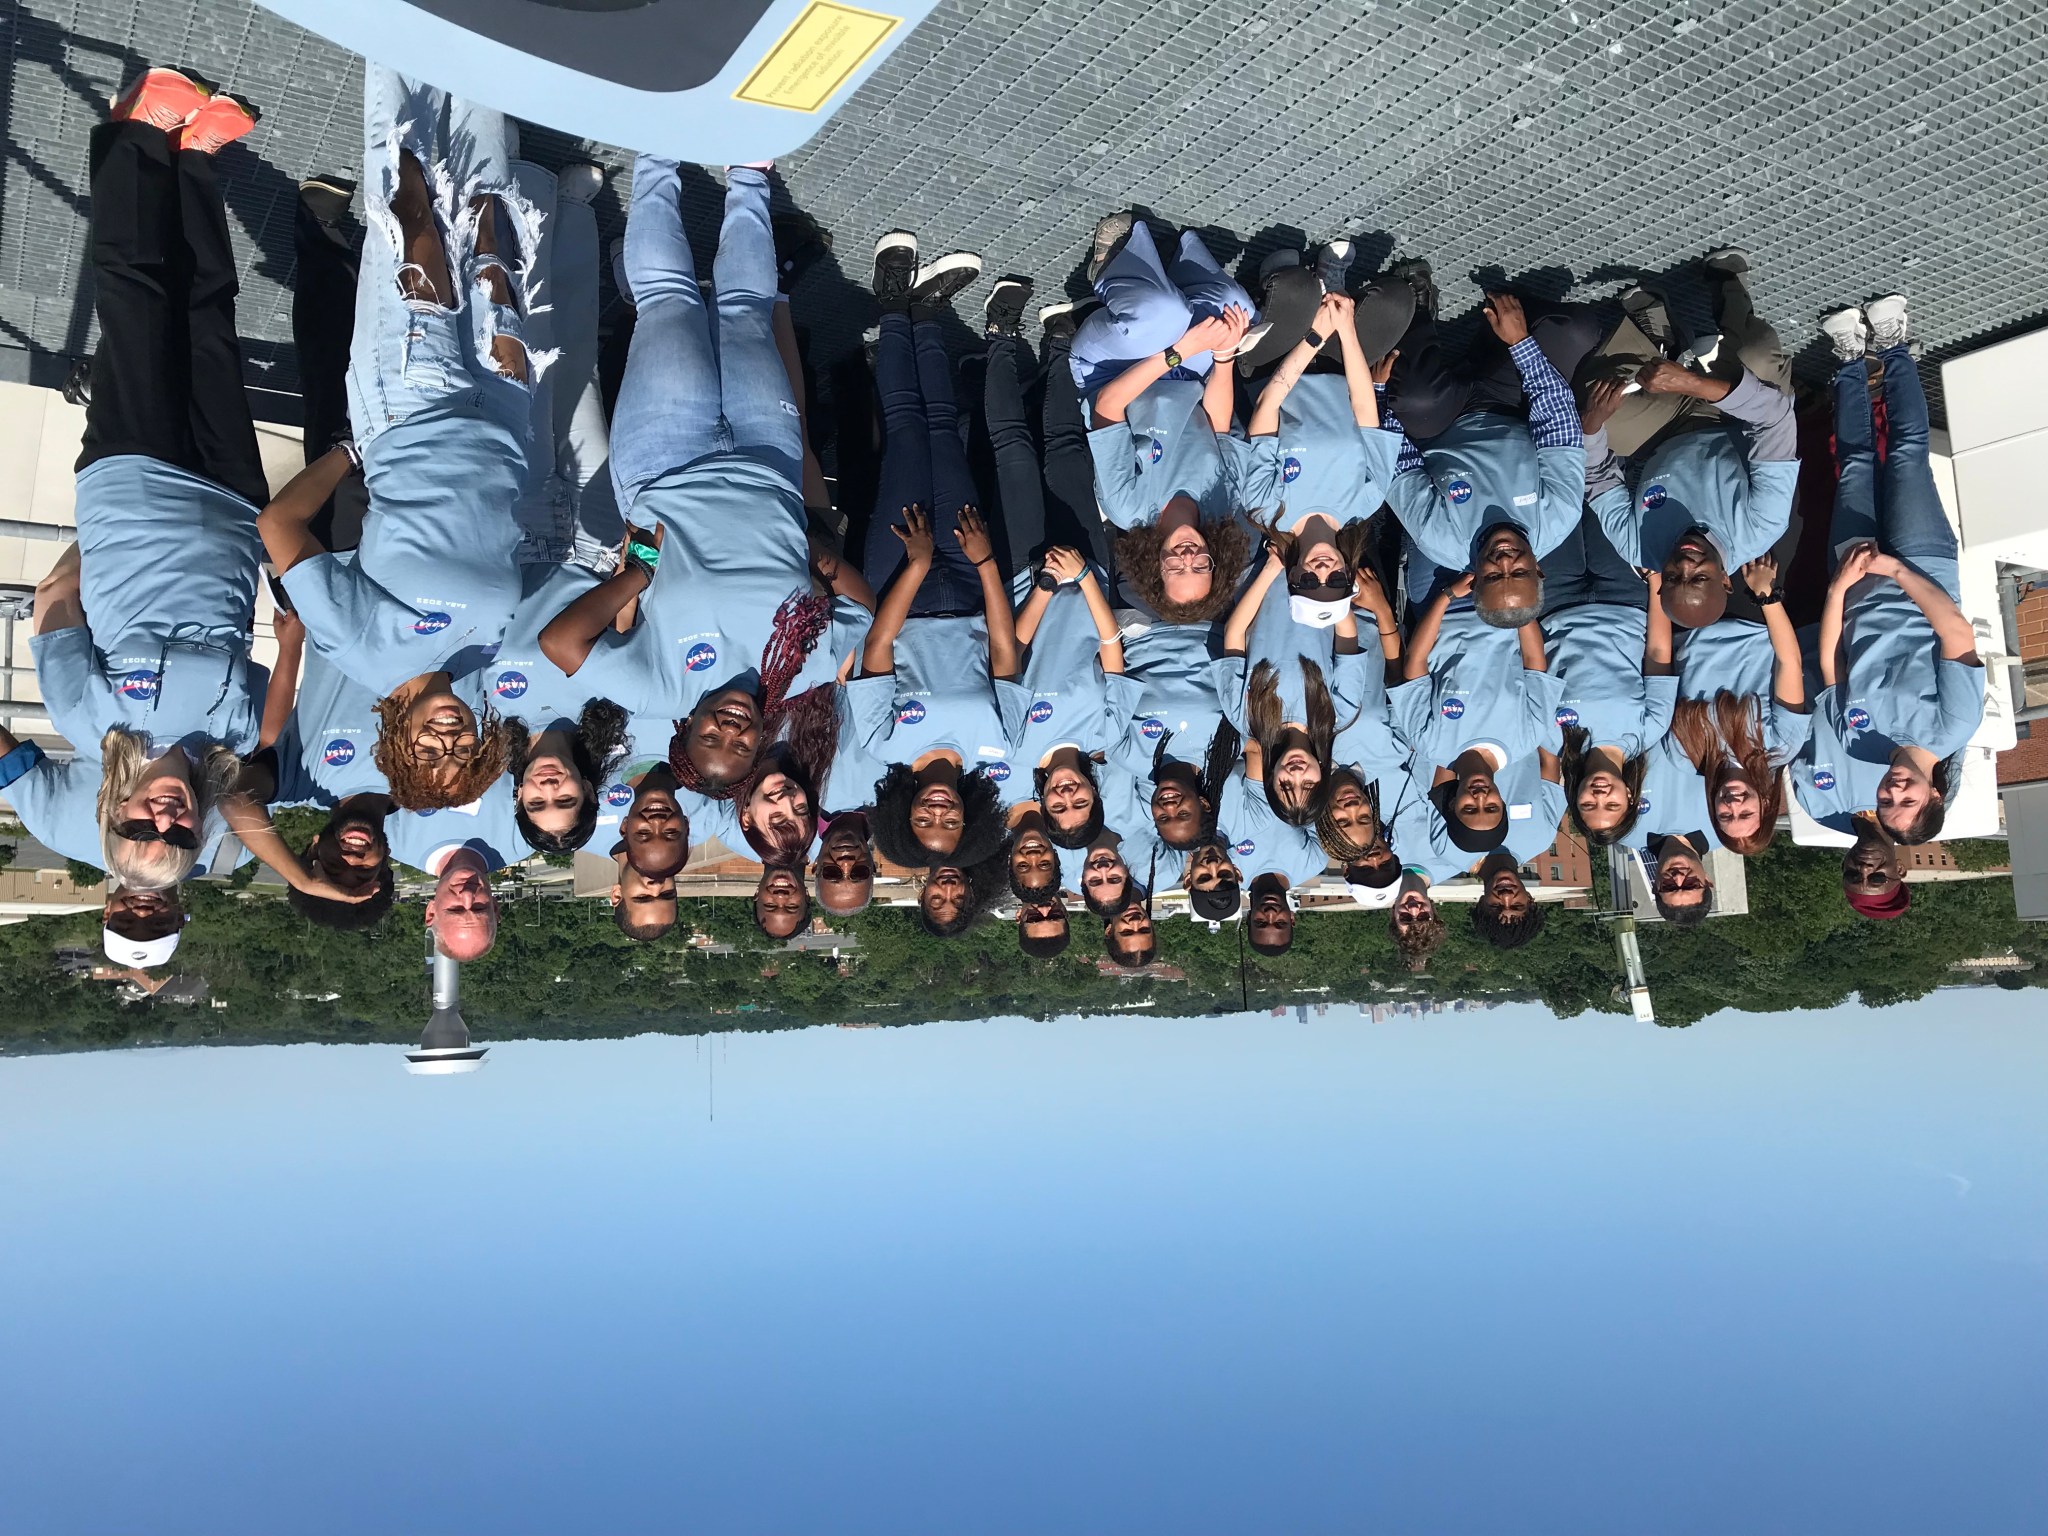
[0,846,2039,1054]
[1946,839,2010,872]
[64,860,104,890]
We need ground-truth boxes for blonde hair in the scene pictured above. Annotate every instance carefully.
[95,727,237,890]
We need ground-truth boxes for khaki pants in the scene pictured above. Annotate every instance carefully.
[1582,275,1790,456]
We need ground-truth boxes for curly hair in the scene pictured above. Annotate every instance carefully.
[1036,754,1106,850]
[1390,908,1447,973]
[1670,693,1783,856]
[372,693,510,812]
[1247,658,1340,827]
[1471,892,1546,950]
[1114,516,1253,623]
[872,763,1006,871]
[95,728,238,890]
[917,857,1009,938]
[504,698,631,854]
[1558,724,1648,848]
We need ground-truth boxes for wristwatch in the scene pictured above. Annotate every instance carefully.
[1034,569,1060,593]
[1303,327,1326,350]
[1162,347,1183,370]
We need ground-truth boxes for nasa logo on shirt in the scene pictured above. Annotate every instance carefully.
[1556,706,1580,729]
[1847,706,1872,732]
[603,782,634,809]
[1137,434,1163,465]
[1282,456,1302,484]
[897,699,928,726]
[985,761,1012,783]
[322,738,356,768]
[1441,697,1466,721]
[494,671,528,700]
[1139,717,1167,741]
[116,669,162,701]
[1637,793,1652,814]
[1642,485,1668,511]
[1234,837,1255,858]
[684,642,718,673]
[1446,478,1474,506]
[1028,699,1055,725]
[1813,768,1837,792]
[413,612,452,636]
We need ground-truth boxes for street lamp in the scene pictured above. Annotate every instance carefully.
[405,934,487,1074]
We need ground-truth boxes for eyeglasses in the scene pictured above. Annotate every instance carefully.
[1159,546,1215,576]
[413,738,479,765]
[1844,865,1895,889]
[114,819,199,849]
[1656,866,1708,893]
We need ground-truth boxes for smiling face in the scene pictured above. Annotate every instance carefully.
[1106,900,1155,952]
[1290,519,1348,593]
[1483,862,1533,923]
[1712,768,1764,844]
[621,780,689,879]
[1474,525,1539,619]
[1271,742,1324,815]
[103,884,182,941]
[685,688,762,788]
[405,690,481,790]
[1150,776,1203,848]
[1451,767,1505,831]
[610,850,678,936]
[1575,762,1633,835]
[1843,836,1901,894]
[1157,500,1216,609]
[754,865,808,940]
[1661,530,1731,628]
[424,855,499,961]
[1875,760,1936,840]
[742,771,815,859]
[518,748,588,838]
[814,817,875,915]
[1039,761,1097,836]
[310,808,389,893]
[1324,778,1379,851]
[1008,824,1058,895]
[910,777,966,858]
[1655,847,1712,914]
[1081,846,1131,912]
[1018,899,1069,947]
[921,865,971,929]
[116,765,196,841]
[1247,879,1294,952]
[1184,843,1239,892]
[1392,887,1437,937]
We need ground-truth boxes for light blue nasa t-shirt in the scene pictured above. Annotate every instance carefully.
[847,616,1031,775]
[1622,735,1713,850]
[1388,608,1565,770]
[269,648,426,806]
[479,562,608,723]
[1386,755,1566,883]
[1388,414,1583,574]
[1216,770,1329,885]
[1086,379,1240,530]
[1545,604,1678,759]
[1839,582,1985,762]
[1588,427,1797,572]
[1002,586,1145,808]
[1234,374,1401,528]
[1675,617,1813,764]
[1114,619,1228,770]
[38,456,264,752]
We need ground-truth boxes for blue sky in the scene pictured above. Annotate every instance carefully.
[2,997,2044,1535]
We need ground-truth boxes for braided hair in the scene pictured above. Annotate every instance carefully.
[670,589,832,800]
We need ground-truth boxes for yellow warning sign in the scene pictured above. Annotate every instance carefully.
[734,2,902,113]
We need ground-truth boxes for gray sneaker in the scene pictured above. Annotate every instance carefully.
[1864,293,1910,352]
[1087,211,1136,285]
[1701,246,1752,280]
[1820,305,1869,362]
[1621,285,1678,353]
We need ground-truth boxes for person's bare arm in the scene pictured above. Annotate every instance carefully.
[1094,310,1246,425]
[1642,569,1675,677]
[1079,569,1125,673]
[1519,617,1548,672]
[1247,335,1313,438]
[259,606,304,750]
[257,445,353,575]
[862,507,933,677]
[33,541,84,634]
[959,507,1021,681]
[1200,316,1249,434]
[1764,598,1804,711]
[1817,543,1876,689]
[1872,552,1979,662]
[1538,747,1562,784]
[219,792,371,903]
[1328,294,1380,429]
[810,535,876,614]
[539,563,651,676]
[1225,551,1284,655]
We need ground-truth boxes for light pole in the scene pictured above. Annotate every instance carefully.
[405,932,487,1074]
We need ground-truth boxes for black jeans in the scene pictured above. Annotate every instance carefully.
[1384,298,1603,443]
[77,120,268,509]
[291,185,370,550]
[862,314,984,614]
[1542,506,1649,614]
[981,334,1117,584]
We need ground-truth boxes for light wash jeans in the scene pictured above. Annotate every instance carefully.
[1832,346,1959,600]
[1068,222,1256,394]
[346,66,538,452]
[608,159,801,512]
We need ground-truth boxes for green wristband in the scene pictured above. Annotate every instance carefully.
[626,539,661,575]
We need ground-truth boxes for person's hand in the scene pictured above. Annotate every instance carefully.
[1450,570,1476,598]
[1352,565,1392,616]
[1635,358,1699,397]
[891,504,935,565]
[291,867,377,904]
[1739,554,1779,599]
[1482,291,1529,346]
[271,603,304,648]
[1581,376,1628,434]
[1313,291,1354,337]
[1833,540,1879,589]
[1041,546,1086,586]
[1864,550,1904,580]
[1370,347,1401,386]
[1263,539,1288,572]
[955,504,996,567]
[1177,305,1250,359]
[1642,566,1663,598]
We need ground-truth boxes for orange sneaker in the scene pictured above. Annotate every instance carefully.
[178,92,261,154]
[108,67,212,131]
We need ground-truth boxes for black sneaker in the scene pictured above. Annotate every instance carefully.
[298,175,356,228]
[873,230,918,312]
[775,212,832,295]
[1621,284,1678,353]
[61,356,92,407]
[1386,258,1438,321]
[908,252,982,317]
[1038,299,1097,347]
[984,276,1033,338]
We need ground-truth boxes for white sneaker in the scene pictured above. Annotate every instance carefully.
[557,162,604,205]
[1864,294,1910,352]
[1820,306,1868,362]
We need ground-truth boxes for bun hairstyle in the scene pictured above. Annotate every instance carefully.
[1557,723,1649,847]
[1246,658,1340,827]
[505,698,631,854]
[1113,518,1253,623]
[1669,693,1784,856]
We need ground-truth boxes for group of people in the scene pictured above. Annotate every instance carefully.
[0,66,1983,974]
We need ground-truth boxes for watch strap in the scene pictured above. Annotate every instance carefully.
[1162,347,1183,370]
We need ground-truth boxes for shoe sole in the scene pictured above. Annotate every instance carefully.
[984,278,1033,316]
[110,67,211,127]
[874,230,918,260]
[556,164,605,204]
[914,252,982,288]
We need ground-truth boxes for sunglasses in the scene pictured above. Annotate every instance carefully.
[114,819,199,849]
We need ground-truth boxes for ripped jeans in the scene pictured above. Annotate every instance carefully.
[346,67,545,455]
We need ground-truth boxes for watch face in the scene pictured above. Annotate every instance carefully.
[392,0,776,90]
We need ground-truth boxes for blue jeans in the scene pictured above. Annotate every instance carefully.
[1068,223,1256,393]
[347,67,535,452]
[1542,506,1648,613]
[608,160,799,511]
[863,314,983,615]
[1832,346,1960,600]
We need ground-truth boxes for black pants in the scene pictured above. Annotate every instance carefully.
[981,335,1115,583]
[291,185,370,549]
[77,120,268,509]
[1541,506,1649,614]
[1384,298,1603,444]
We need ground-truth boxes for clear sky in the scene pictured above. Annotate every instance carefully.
[2,996,2044,1535]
